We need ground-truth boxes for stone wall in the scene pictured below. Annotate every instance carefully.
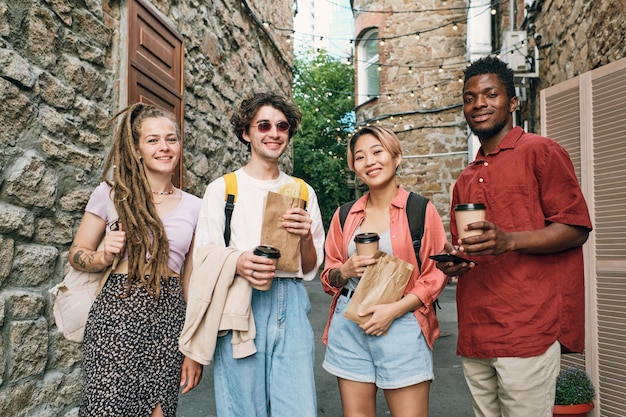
[0,0,294,415]
[353,0,469,229]
[352,0,625,228]
[528,0,626,130]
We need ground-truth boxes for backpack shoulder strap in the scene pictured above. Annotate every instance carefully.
[338,200,357,230]
[338,194,428,270]
[223,172,238,203]
[291,176,309,210]
[96,190,119,295]
[223,172,237,245]
[406,192,429,273]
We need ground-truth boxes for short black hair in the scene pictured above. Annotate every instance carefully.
[464,56,516,100]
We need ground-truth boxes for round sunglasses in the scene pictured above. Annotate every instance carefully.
[250,121,290,133]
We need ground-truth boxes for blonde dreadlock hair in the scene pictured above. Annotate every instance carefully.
[101,103,180,299]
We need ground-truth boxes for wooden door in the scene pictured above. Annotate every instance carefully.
[128,0,184,186]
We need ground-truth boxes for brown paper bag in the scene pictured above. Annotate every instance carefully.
[260,191,306,272]
[344,252,415,325]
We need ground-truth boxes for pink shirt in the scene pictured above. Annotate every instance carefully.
[86,182,201,274]
[321,186,449,349]
[451,127,592,358]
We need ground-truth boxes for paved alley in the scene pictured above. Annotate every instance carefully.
[177,280,473,416]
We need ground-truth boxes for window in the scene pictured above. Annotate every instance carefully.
[357,28,379,105]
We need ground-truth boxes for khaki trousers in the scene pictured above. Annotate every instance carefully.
[462,340,561,417]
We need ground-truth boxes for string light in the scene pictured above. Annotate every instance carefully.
[295,61,465,107]
[275,1,498,47]
[284,0,530,130]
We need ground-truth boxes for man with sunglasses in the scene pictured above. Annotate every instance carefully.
[192,92,325,417]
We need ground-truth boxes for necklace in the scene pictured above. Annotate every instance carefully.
[151,188,174,195]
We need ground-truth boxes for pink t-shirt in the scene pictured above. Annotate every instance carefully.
[85,182,201,274]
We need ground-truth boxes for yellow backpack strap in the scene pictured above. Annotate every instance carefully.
[223,172,237,203]
[291,177,309,210]
[223,172,237,244]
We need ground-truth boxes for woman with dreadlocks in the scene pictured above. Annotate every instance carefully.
[69,103,203,417]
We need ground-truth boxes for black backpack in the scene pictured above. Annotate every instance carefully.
[338,192,428,272]
[338,192,440,311]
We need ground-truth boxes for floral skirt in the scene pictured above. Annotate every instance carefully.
[79,273,185,417]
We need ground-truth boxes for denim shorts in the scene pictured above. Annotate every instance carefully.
[322,293,434,389]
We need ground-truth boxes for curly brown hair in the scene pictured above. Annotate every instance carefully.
[101,103,179,299]
[230,92,302,151]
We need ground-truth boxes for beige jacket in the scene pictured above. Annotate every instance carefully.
[178,244,256,365]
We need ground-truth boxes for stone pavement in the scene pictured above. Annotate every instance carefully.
[177,281,473,416]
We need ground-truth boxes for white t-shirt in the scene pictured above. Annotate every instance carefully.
[195,168,325,281]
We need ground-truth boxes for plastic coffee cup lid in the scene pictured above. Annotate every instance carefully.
[454,203,486,211]
[354,232,380,244]
[254,245,281,258]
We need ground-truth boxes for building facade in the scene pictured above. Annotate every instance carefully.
[0,0,296,414]
[352,0,469,226]
[352,0,625,416]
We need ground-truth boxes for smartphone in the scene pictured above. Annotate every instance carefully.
[429,253,476,265]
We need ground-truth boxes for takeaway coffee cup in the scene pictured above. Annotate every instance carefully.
[252,245,281,291]
[454,203,486,239]
[354,232,380,256]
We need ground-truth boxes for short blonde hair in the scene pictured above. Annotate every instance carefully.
[347,125,402,171]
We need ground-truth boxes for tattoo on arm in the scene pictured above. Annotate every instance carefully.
[72,249,99,271]
[329,268,346,288]
[72,249,85,268]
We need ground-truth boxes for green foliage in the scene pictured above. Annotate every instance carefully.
[292,50,356,229]
[555,366,595,405]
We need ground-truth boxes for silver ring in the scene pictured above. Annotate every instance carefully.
[251,270,255,278]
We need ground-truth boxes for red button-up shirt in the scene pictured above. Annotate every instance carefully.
[451,127,592,358]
